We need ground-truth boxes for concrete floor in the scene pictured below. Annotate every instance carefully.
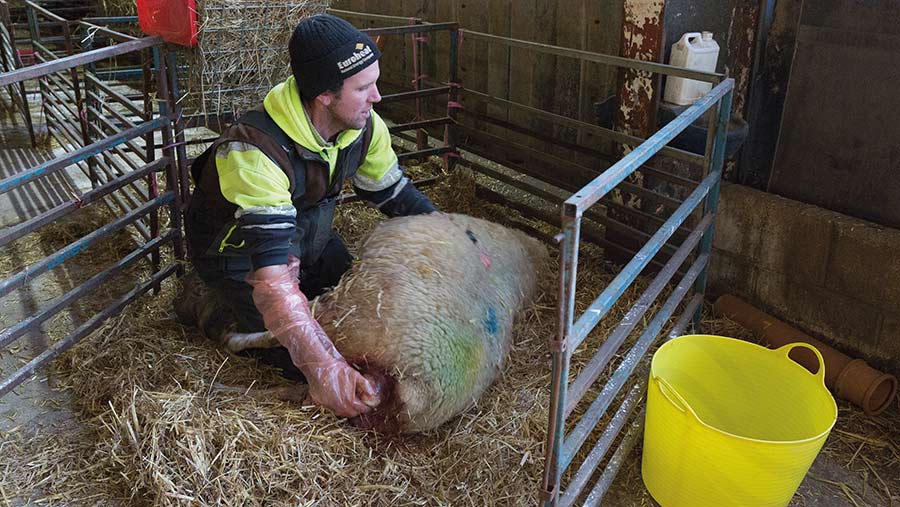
[0,95,90,438]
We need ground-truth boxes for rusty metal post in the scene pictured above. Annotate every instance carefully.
[444,25,460,173]
[616,0,665,139]
[153,47,185,277]
[608,0,667,260]
[540,203,581,507]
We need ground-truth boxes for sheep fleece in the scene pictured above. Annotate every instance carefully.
[314,213,548,433]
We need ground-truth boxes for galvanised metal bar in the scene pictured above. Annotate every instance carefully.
[24,1,65,22]
[85,72,145,117]
[154,47,185,272]
[540,202,580,505]
[569,168,721,352]
[446,26,460,171]
[73,154,153,241]
[396,146,451,162]
[0,192,173,300]
[561,252,710,471]
[388,116,452,134]
[362,22,457,37]
[336,176,441,205]
[25,1,39,56]
[165,49,190,208]
[87,105,148,161]
[563,212,714,418]
[457,106,703,186]
[328,8,420,24]
[462,88,705,166]
[542,79,735,506]
[0,263,178,397]
[564,293,698,505]
[565,79,734,212]
[670,293,704,339]
[459,155,692,241]
[92,69,148,80]
[0,231,176,350]
[455,123,696,207]
[0,117,164,194]
[81,33,101,187]
[380,86,450,104]
[0,157,168,248]
[474,182,680,262]
[462,29,723,83]
[0,35,163,87]
[77,20,137,42]
[81,16,138,23]
[559,380,646,507]
[0,0,35,146]
[582,409,646,507]
[693,88,733,325]
[87,92,142,129]
[142,47,153,165]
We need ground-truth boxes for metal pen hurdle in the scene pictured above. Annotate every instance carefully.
[540,76,734,505]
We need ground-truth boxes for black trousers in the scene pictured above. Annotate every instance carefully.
[199,234,353,380]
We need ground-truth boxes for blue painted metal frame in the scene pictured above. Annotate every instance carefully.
[541,78,735,506]
[0,33,186,400]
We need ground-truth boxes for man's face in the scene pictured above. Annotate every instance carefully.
[324,61,382,131]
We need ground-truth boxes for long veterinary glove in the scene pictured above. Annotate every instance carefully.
[245,256,381,417]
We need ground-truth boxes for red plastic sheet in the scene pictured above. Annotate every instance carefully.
[137,0,198,47]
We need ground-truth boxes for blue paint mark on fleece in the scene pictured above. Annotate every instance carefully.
[482,306,499,335]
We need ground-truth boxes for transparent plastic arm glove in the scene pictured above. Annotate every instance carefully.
[245,256,382,417]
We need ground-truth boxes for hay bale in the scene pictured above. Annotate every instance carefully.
[313,213,550,433]
[184,0,329,120]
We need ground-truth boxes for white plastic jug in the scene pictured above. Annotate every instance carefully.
[664,31,720,106]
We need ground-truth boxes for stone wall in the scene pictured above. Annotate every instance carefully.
[709,183,900,374]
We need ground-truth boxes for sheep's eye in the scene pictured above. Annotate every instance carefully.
[465,230,478,244]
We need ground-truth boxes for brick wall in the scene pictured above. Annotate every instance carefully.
[708,183,900,373]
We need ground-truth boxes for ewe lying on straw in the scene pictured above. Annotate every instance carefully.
[227,213,550,433]
[322,213,550,433]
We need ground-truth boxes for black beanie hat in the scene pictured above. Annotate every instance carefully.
[289,14,382,100]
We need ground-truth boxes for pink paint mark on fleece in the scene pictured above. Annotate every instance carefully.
[479,251,492,269]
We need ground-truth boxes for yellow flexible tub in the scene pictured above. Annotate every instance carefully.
[642,334,837,507]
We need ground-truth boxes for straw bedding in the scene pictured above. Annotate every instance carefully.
[0,165,897,506]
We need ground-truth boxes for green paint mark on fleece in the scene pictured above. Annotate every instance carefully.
[428,323,486,394]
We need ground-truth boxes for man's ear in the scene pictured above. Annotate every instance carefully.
[316,91,334,107]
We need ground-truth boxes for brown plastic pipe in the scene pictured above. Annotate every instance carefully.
[713,294,898,416]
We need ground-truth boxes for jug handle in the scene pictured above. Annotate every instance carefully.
[653,375,697,419]
[775,342,827,386]
[680,32,702,48]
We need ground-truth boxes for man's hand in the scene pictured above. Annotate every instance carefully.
[246,257,382,419]
[306,358,381,417]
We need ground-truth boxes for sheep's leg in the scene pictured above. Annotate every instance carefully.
[223,330,279,352]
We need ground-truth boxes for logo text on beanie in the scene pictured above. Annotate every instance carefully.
[337,45,374,74]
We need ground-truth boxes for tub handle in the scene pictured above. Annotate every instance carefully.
[776,342,827,386]
[653,375,696,418]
